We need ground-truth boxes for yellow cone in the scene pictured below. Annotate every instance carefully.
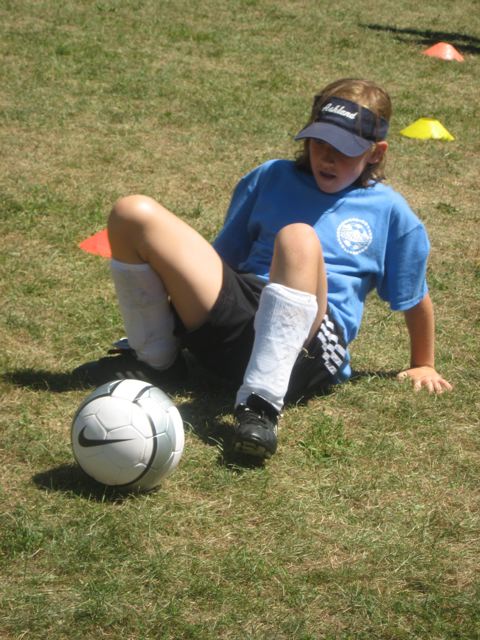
[400,118,454,141]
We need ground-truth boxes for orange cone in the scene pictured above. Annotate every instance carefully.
[422,42,464,61]
[79,228,111,258]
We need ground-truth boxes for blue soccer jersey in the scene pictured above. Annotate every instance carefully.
[213,159,430,377]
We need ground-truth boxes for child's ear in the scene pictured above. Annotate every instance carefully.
[368,141,388,164]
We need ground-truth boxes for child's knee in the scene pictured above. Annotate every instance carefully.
[109,195,158,227]
[108,196,172,248]
[108,195,165,258]
[275,223,321,260]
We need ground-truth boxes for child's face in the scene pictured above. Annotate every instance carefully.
[309,139,387,193]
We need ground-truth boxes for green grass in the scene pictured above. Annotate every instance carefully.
[1,0,479,638]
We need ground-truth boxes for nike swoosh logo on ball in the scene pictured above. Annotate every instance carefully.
[78,426,134,447]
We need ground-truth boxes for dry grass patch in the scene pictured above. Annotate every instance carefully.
[1,0,479,638]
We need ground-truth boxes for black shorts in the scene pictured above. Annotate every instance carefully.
[174,261,347,398]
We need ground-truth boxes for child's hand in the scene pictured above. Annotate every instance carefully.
[397,366,453,394]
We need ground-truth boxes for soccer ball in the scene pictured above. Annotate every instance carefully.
[71,379,184,491]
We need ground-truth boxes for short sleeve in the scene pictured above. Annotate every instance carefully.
[377,224,430,311]
[213,165,265,268]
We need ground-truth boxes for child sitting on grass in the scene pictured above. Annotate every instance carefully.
[74,77,452,460]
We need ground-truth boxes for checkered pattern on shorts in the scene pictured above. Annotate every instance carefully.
[287,308,347,401]
[316,312,347,376]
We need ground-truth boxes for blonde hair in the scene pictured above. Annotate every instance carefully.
[296,78,392,186]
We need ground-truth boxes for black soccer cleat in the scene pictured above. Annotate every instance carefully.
[72,346,187,391]
[232,393,279,459]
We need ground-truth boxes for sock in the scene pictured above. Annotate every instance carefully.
[235,282,318,412]
[110,259,178,369]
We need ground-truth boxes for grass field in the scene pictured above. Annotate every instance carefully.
[1,1,479,638]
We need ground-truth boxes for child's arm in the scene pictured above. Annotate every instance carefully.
[397,293,453,393]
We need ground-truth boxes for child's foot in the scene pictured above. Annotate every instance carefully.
[232,394,279,459]
[72,344,187,391]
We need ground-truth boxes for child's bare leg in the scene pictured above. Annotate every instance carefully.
[108,195,223,332]
[269,222,328,341]
[74,194,224,384]
[98,195,223,370]
[236,223,325,412]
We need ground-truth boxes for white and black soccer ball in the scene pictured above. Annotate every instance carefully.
[71,379,184,491]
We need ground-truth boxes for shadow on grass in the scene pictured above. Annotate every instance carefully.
[32,463,143,502]
[350,369,399,382]
[361,24,480,54]
[7,363,400,483]
[2,368,91,392]
[176,388,271,470]
[32,404,265,498]
[6,363,266,483]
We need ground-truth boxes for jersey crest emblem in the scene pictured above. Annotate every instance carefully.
[336,218,372,255]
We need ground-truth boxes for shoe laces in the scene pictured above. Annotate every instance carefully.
[236,394,279,432]
[237,406,270,429]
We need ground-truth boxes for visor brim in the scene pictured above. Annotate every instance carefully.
[295,122,372,157]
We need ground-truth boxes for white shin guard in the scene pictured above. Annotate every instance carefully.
[236,282,318,412]
[110,259,179,369]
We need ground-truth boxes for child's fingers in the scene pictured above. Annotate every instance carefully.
[436,377,453,392]
[423,375,453,394]
[397,368,453,394]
